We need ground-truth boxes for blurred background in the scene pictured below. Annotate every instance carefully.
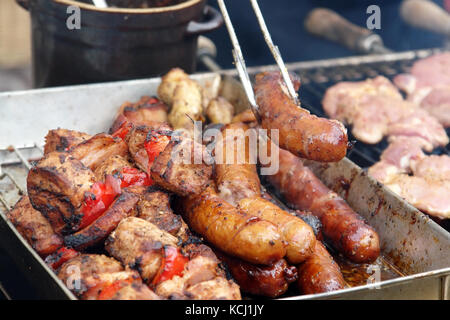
[0,0,448,92]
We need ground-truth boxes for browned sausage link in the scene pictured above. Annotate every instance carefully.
[266,147,380,263]
[215,250,297,298]
[254,71,348,162]
[64,189,140,250]
[297,241,346,294]
[181,187,286,265]
[214,122,261,205]
[237,197,316,264]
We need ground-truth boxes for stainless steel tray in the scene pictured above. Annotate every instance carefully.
[0,59,449,299]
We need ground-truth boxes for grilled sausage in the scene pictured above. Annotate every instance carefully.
[254,71,348,162]
[27,152,96,235]
[264,147,380,263]
[7,196,63,257]
[214,123,261,205]
[181,187,286,265]
[64,188,140,250]
[44,129,91,155]
[215,250,297,298]
[68,133,129,171]
[237,197,316,264]
[297,241,346,294]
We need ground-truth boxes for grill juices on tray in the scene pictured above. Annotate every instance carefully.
[7,68,382,299]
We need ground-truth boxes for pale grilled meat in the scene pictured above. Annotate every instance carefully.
[150,135,213,196]
[44,129,91,155]
[110,96,168,134]
[27,152,96,235]
[68,133,129,170]
[7,196,63,257]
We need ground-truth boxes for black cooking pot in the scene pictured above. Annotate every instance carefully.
[16,0,222,87]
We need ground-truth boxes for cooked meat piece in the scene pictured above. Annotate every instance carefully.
[297,241,346,294]
[125,124,172,173]
[57,254,124,297]
[181,186,286,265]
[393,53,450,127]
[214,123,261,206]
[105,217,179,283]
[254,71,348,162]
[155,249,241,300]
[151,135,213,196]
[379,137,426,172]
[206,96,234,124]
[64,188,140,250]
[411,154,450,180]
[292,210,323,241]
[68,133,129,171]
[107,281,160,300]
[44,129,91,155]
[136,188,188,241]
[27,152,96,235]
[323,76,448,147]
[237,197,316,264]
[262,144,380,263]
[157,68,204,133]
[93,155,132,182]
[215,250,297,298]
[7,196,63,257]
[110,96,168,134]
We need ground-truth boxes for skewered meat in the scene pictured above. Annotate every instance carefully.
[323,76,449,149]
[93,155,132,182]
[7,196,63,257]
[206,96,235,124]
[44,129,91,155]
[262,144,380,263]
[237,197,316,264]
[110,96,168,134]
[27,152,96,235]
[214,251,297,298]
[125,124,172,173]
[180,186,286,265]
[150,134,213,196]
[214,122,261,206]
[68,133,129,170]
[157,68,204,133]
[394,53,450,127]
[297,241,346,294]
[254,71,348,162]
[63,188,141,250]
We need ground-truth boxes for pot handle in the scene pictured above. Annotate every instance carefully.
[16,0,30,10]
[186,5,223,36]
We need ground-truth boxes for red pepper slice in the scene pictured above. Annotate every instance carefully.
[144,131,171,172]
[97,278,134,300]
[119,167,152,188]
[112,121,133,140]
[45,246,79,270]
[152,246,189,286]
[79,175,122,229]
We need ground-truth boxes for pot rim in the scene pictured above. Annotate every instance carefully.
[52,0,203,14]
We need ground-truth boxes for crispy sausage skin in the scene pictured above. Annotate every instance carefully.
[297,241,346,294]
[214,123,261,205]
[63,188,140,250]
[27,152,96,235]
[181,187,286,265]
[7,196,63,257]
[215,250,297,298]
[237,197,315,264]
[254,71,348,162]
[264,147,380,263]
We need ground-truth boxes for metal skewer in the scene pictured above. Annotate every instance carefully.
[217,0,300,115]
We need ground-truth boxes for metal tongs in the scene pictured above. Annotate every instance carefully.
[217,0,300,119]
